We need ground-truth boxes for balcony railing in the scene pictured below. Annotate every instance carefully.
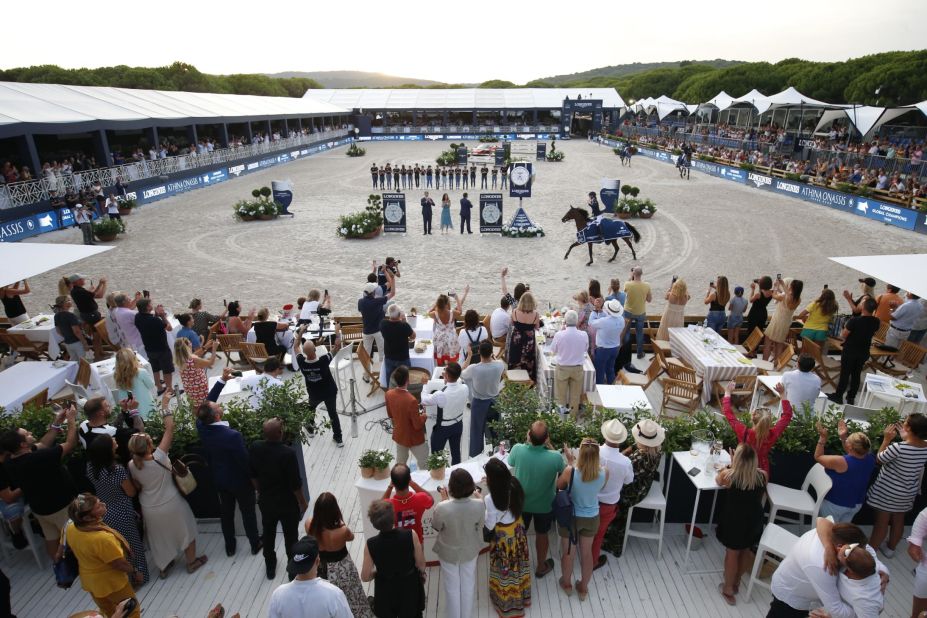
[0,129,349,210]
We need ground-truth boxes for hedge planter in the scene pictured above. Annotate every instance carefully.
[360,466,375,479]
[239,215,256,222]
[617,212,632,220]
[359,226,383,239]
[639,212,654,219]
[373,466,390,480]
[118,208,132,216]
[258,214,276,221]
[95,233,117,242]
[429,467,446,481]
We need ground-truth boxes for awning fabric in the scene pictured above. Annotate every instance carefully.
[0,243,113,288]
[829,254,927,299]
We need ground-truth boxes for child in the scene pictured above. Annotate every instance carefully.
[727,285,748,344]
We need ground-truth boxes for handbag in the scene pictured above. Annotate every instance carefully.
[154,457,197,496]
[552,466,576,549]
[53,523,79,589]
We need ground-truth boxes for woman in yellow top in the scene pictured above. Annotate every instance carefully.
[797,288,838,343]
[64,493,141,617]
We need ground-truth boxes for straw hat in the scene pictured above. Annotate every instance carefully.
[603,299,624,317]
[631,419,666,448]
[600,419,628,444]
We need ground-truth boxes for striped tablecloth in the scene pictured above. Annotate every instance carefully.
[536,343,596,398]
[668,327,757,403]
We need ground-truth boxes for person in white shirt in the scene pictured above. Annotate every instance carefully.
[489,296,513,339]
[241,358,285,409]
[835,547,883,618]
[299,289,330,321]
[592,419,634,570]
[461,340,505,458]
[769,518,888,618]
[457,309,489,365]
[112,293,145,356]
[421,362,469,465]
[781,355,822,413]
[268,535,352,618]
[550,310,589,416]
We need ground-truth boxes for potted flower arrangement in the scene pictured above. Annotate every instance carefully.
[234,200,260,221]
[617,198,638,219]
[346,143,366,157]
[337,194,384,239]
[638,199,657,219]
[426,449,450,480]
[501,223,545,238]
[233,187,282,221]
[358,448,394,479]
[92,217,125,241]
[117,198,136,216]
[546,137,564,161]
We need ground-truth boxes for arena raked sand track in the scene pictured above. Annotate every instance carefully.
[25,140,925,317]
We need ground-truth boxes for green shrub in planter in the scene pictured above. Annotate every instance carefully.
[739,162,756,171]
[346,143,366,157]
[117,198,137,210]
[92,217,125,237]
[784,172,802,181]
[337,194,384,238]
[358,448,394,470]
[426,449,450,470]
[835,182,857,194]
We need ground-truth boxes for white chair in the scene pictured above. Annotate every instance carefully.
[331,343,356,414]
[745,523,800,600]
[622,480,667,558]
[841,404,881,427]
[766,463,832,527]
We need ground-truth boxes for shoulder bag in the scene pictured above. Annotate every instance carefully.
[53,522,79,589]
[154,456,197,496]
[551,466,576,550]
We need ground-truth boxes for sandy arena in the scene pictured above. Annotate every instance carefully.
[22,140,924,317]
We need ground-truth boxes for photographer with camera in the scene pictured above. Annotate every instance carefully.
[375,257,401,296]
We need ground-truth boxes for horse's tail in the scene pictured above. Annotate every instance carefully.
[625,221,641,243]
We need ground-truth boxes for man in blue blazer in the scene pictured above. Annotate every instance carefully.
[196,393,262,557]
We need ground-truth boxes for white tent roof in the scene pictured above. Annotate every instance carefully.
[829,254,927,299]
[303,88,625,110]
[0,243,113,288]
[813,106,918,139]
[703,91,736,111]
[765,86,845,110]
[652,95,689,120]
[0,81,349,126]
[732,89,772,114]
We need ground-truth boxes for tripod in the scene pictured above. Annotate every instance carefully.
[338,342,385,438]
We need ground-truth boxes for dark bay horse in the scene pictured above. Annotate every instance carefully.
[561,206,640,266]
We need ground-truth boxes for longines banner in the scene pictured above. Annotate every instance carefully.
[494,148,506,167]
[600,179,620,213]
[536,143,547,160]
[381,193,407,233]
[508,162,533,199]
[479,193,503,233]
[456,146,468,166]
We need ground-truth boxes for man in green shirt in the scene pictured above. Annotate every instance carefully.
[623,266,652,361]
[507,420,565,578]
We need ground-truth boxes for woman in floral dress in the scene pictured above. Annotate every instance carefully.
[485,458,531,617]
[429,286,469,366]
[507,292,540,383]
[173,337,218,408]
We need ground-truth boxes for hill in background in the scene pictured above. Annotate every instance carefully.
[538,59,744,85]
[267,70,441,89]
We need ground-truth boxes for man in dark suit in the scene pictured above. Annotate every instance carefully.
[196,397,262,557]
[459,192,473,234]
[421,191,434,235]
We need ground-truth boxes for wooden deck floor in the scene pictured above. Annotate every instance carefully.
[4,359,922,617]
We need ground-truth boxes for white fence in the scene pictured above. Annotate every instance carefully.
[0,130,349,210]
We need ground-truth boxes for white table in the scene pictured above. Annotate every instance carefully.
[379,344,436,387]
[595,384,653,414]
[92,352,153,396]
[208,370,257,402]
[753,375,829,415]
[669,327,758,403]
[536,344,596,397]
[354,455,499,563]
[0,361,76,412]
[664,449,731,572]
[862,374,926,415]
[8,314,63,359]
[408,315,435,340]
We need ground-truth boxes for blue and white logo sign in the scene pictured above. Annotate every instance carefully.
[747,172,773,190]
[855,199,917,230]
[0,211,59,242]
[717,166,746,184]
[797,185,855,212]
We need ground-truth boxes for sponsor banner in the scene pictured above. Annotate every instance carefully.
[600,179,620,213]
[456,147,468,166]
[0,211,58,243]
[272,180,293,216]
[247,162,260,171]
[494,148,506,167]
[717,166,746,184]
[854,198,917,230]
[58,207,74,228]
[691,159,722,176]
[506,206,537,232]
[276,154,290,164]
[229,164,245,177]
[915,211,927,236]
[479,193,503,233]
[795,184,855,213]
[200,169,227,185]
[381,192,406,233]
[290,150,300,159]
[508,162,533,199]
[773,179,802,196]
[536,143,547,160]
[746,172,773,190]
[142,185,167,200]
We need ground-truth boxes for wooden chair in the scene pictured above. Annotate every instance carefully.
[51,358,94,404]
[665,361,703,389]
[92,320,119,356]
[491,336,507,360]
[216,334,247,366]
[651,344,683,372]
[800,338,841,389]
[618,355,663,392]
[712,374,757,408]
[21,388,49,410]
[878,341,927,377]
[659,378,701,417]
[0,332,49,361]
[645,328,672,357]
[355,342,381,397]
[339,325,364,352]
[734,327,764,357]
[872,321,889,346]
[240,342,271,371]
[753,344,795,375]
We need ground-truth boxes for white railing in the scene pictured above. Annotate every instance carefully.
[0,129,349,209]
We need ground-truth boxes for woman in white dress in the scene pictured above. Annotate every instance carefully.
[128,412,207,578]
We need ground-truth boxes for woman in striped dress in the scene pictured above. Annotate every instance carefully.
[867,413,927,557]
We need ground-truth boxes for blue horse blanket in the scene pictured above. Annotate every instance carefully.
[576,218,632,244]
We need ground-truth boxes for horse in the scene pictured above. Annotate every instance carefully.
[619,146,632,167]
[676,152,690,179]
[561,206,640,266]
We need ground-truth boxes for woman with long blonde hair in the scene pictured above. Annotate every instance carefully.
[715,443,767,606]
[722,380,794,475]
[507,291,541,382]
[173,337,218,408]
[656,277,690,341]
[762,277,803,361]
[555,438,608,601]
[114,347,157,419]
[127,414,205,578]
